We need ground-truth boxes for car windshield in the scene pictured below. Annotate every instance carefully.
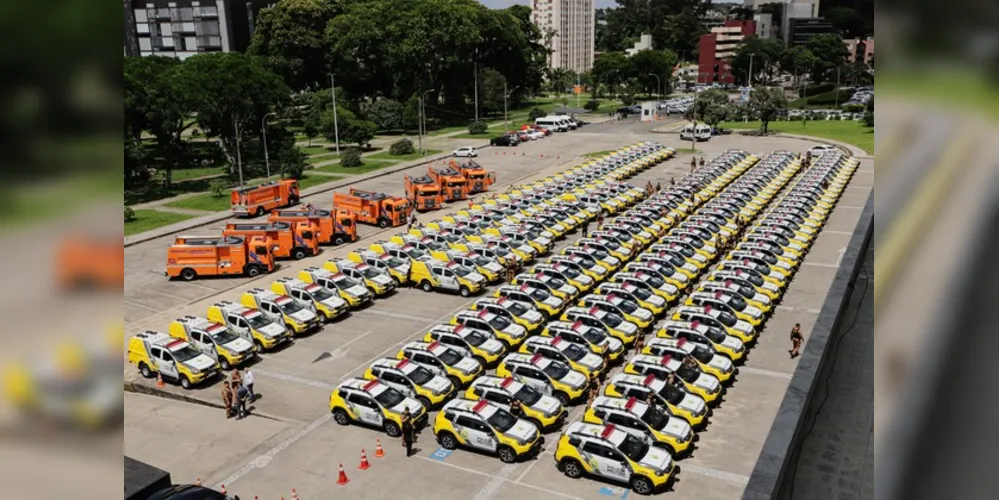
[463,330,489,346]
[213,329,241,345]
[383,256,407,268]
[641,406,670,430]
[677,365,700,382]
[405,248,428,260]
[514,384,543,406]
[438,348,462,366]
[471,255,492,266]
[617,432,651,462]
[702,327,727,344]
[716,311,738,326]
[545,275,567,288]
[335,277,361,289]
[590,248,609,260]
[614,299,637,314]
[311,287,335,301]
[506,301,529,316]
[409,366,434,385]
[487,408,517,433]
[246,314,272,329]
[450,265,473,277]
[580,328,606,345]
[172,346,202,363]
[740,271,765,287]
[690,345,714,363]
[625,285,651,300]
[277,300,304,315]
[374,387,406,408]
[542,361,570,379]
[601,311,624,327]
[559,267,581,279]
[562,343,588,361]
[600,239,621,251]
[361,267,382,278]
[727,296,748,311]
[574,255,597,267]
[528,288,551,302]
[488,315,512,330]
[659,382,685,405]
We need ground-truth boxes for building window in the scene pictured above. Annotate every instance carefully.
[134,9,148,23]
[139,38,152,51]
[137,23,150,34]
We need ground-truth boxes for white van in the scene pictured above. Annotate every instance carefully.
[680,124,696,141]
[680,123,712,142]
[554,115,577,130]
[535,116,567,132]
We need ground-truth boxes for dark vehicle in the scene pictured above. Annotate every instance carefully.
[491,134,519,147]
[149,485,231,500]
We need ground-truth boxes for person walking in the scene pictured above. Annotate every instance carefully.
[698,156,705,167]
[654,182,661,192]
[690,157,697,173]
[587,372,600,405]
[581,217,590,238]
[596,214,604,230]
[221,381,235,419]
[789,323,804,358]
[243,368,255,402]
[401,406,415,457]
[408,212,418,231]
[235,383,250,419]
[670,177,675,186]
[634,335,645,353]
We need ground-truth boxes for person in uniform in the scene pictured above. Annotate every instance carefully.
[790,323,804,358]
[401,406,415,457]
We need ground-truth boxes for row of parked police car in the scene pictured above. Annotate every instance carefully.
[324,147,859,496]
[126,143,672,389]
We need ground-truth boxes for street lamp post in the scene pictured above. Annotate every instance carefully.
[419,89,434,154]
[747,53,756,88]
[647,73,661,102]
[504,83,520,133]
[330,74,340,156]
[261,111,276,179]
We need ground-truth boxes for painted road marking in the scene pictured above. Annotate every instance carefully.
[359,309,436,322]
[428,447,453,461]
[802,262,839,269]
[738,366,793,380]
[251,369,337,390]
[680,463,751,485]
[415,455,585,500]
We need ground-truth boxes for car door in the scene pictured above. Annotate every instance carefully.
[263,302,285,325]
[583,442,630,482]
[227,314,252,342]
[456,415,496,451]
[151,346,179,380]
[348,393,382,425]
[607,412,642,435]
[483,389,514,409]
[190,331,218,361]
[382,372,416,398]
[514,366,553,395]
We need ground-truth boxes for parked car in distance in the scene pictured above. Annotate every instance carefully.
[453,146,478,158]
[491,135,519,147]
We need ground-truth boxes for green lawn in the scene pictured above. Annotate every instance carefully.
[315,159,398,176]
[451,132,501,141]
[366,149,442,162]
[156,166,225,182]
[297,173,345,190]
[165,192,231,212]
[125,210,196,236]
[583,149,619,158]
[301,145,334,156]
[719,120,874,154]
[307,154,339,165]
[673,148,703,155]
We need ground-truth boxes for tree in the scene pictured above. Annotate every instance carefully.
[174,53,291,179]
[822,6,870,39]
[747,87,788,134]
[365,99,405,131]
[124,56,191,187]
[629,49,678,97]
[730,37,785,86]
[592,52,630,97]
[321,106,376,148]
[780,46,818,86]
[596,1,708,58]
[805,33,850,83]
[481,69,507,114]
[690,89,732,128]
[302,110,321,147]
[247,0,342,90]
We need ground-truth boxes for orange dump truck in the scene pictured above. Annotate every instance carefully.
[166,235,275,281]
[230,179,300,217]
[454,160,496,193]
[404,174,443,211]
[428,166,468,202]
[269,208,358,246]
[223,221,319,260]
[333,188,412,228]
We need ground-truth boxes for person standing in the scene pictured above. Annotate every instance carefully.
[581,217,590,238]
[789,323,804,358]
[654,182,661,192]
[235,384,250,419]
[596,214,604,230]
[510,399,522,419]
[690,157,697,173]
[698,156,705,167]
[587,372,600,405]
[401,407,415,457]
[408,212,418,231]
[221,381,234,419]
[230,369,242,390]
[243,368,255,402]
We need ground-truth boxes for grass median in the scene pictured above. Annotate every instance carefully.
[719,120,874,154]
[125,210,196,236]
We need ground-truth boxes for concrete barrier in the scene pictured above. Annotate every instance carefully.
[742,189,874,500]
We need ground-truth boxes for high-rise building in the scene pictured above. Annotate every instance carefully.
[124,0,273,59]
[697,20,757,85]
[530,0,595,73]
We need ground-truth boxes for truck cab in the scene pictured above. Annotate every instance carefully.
[168,316,256,370]
[240,288,321,335]
[206,301,291,351]
[127,331,220,389]
[455,160,496,193]
[405,174,444,211]
[428,166,468,202]
[269,208,357,246]
[271,277,349,322]
[223,221,319,260]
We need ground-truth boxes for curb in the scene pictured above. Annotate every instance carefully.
[742,189,874,500]
[124,147,490,248]
[125,379,286,423]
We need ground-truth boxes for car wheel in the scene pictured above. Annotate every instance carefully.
[255,207,265,218]
[332,408,351,425]
[459,286,470,297]
[384,421,401,437]
[333,236,346,246]
[378,218,389,228]
[561,458,583,478]
[439,432,457,450]
[418,396,432,410]
[473,355,487,368]
[180,375,191,390]
[554,391,570,406]
[219,358,231,370]
[139,363,153,378]
[421,281,434,293]
[253,340,264,352]
[631,476,654,495]
[447,375,462,389]
[498,446,516,463]
[180,268,197,281]
[245,265,262,278]
[292,248,307,260]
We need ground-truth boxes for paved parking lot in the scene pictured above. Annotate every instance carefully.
[124,122,873,500]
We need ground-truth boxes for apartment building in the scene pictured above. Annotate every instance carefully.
[531,0,595,73]
[697,20,756,85]
[124,0,272,59]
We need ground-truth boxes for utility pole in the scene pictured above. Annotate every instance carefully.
[504,83,520,133]
[473,48,479,123]
[330,74,340,156]
[234,115,244,186]
[261,111,276,178]
[747,53,756,88]
[834,66,842,108]
[419,89,434,154]
[647,73,661,101]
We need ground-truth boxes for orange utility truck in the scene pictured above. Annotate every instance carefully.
[428,166,469,202]
[223,221,319,260]
[269,208,358,246]
[333,188,412,228]
[166,235,275,281]
[230,179,300,217]
[454,160,496,194]
[404,174,444,211]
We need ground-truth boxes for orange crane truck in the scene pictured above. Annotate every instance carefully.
[165,235,275,281]
[428,166,469,202]
[333,188,412,228]
[454,160,496,194]
[269,208,358,246]
[230,179,300,217]
[404,174,444,211]
[223,221,319,260]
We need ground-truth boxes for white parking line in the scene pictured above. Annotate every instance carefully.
[214,413,333,489]
[737,367,793,380]
[416,456,585,500]
[125,300,160,312]
[471,463,519,500]
[357,309,437,323]
[775,305,822,314]
[251,369,337,390]
[801,261,839,269]
[822,230,853,236]
[837,205,865,209]
[680,463,750,485]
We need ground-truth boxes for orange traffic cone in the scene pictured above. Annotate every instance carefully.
[219,484,227,495]
[375,439,385,458]
[156,373,165,388]
[358,449,371,470]
[291,489,300,500]
[337,463,350,485]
